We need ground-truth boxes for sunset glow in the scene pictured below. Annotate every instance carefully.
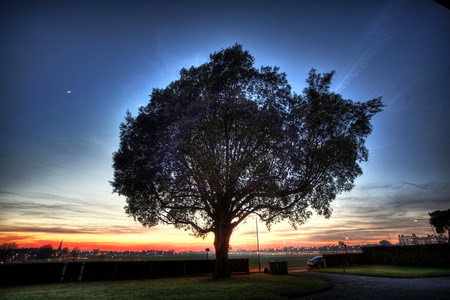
[0,205,436,252]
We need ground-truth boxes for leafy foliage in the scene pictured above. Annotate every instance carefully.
[36,244,53,259]
[429,209,450,242]
[0,242,17,262]
[111,44,383,277]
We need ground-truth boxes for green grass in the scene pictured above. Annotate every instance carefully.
[0,274,330,300]
[239,254,310,270]
[315,265,450,278]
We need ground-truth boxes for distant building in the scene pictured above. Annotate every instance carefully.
[398,233,447,245]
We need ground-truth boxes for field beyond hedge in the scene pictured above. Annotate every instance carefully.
[242,254,311,269]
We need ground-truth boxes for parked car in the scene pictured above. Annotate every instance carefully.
[307,255,324,268]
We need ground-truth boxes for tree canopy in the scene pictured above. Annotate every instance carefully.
[429,209,450,242]
[111,44,383,277]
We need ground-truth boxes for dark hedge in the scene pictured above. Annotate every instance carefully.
[0,259,249,286]
[361,243,450,267]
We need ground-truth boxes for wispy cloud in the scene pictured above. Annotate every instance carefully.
[0,225,144,235]
[0,189,128,235]
[1,178,448,249]
[401,181,433,190]
[335,2,396,93]
[248,179,450,246]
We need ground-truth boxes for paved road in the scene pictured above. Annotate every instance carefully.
[290,267,450,300]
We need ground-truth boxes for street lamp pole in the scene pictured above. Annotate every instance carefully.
[255,216,261,272]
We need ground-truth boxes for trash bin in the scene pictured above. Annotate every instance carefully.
[268,261,288,274]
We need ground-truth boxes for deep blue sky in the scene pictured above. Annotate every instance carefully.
[1,0,449,250]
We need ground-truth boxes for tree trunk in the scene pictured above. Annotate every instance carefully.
[213,224,233,278]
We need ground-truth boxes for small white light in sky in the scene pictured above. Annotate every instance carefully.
[67,90,72,94]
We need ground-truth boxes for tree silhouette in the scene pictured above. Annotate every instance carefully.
[111,44,383,278]
[36,244,53,259]
[0,242,17,262]
[429,209,450,242]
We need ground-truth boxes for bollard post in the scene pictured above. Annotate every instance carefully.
[60,263,68,282]
[78,262,85,281]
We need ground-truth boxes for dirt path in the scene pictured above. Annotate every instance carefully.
[289,267,450,300]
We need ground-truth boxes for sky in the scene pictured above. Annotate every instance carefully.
[1,0,449,252]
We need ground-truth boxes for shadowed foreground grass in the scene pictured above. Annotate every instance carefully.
[0,273,330,300]
[314,265,450,278]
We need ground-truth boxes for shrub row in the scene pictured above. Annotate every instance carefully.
[0,259,249,286]
[323,253,365,267]
[323,244,450,268]
[361,243,450,267]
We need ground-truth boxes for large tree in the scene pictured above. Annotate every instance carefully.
[111,44,383,278]
[429,209,450,242]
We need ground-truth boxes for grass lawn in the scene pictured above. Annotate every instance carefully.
[242,254,310,270]
[0,273,330,300]
[314,265,450,278]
